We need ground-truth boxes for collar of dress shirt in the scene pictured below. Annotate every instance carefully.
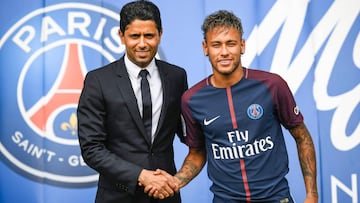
[124,54,157,79]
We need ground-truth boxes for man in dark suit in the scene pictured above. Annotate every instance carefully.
[77,1,187,203]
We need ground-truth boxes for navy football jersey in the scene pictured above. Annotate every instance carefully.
[181,67,302,202]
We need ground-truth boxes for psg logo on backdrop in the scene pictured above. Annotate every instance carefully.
[0,3,123,187]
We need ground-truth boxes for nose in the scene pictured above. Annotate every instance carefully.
[138,36,146,47]
[220,44,229,55]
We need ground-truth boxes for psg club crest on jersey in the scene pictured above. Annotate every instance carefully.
[247,104,264,120]
[0,2,123,187]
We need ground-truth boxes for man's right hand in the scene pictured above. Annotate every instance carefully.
[138,169,179,199]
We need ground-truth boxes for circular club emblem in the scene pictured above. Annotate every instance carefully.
[247,104,264,120]
[0,3,123,187]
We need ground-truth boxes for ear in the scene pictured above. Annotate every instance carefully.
[158,30,163,43]
[118,29,125,44]
[240,39,246,55]
[202,40,209,56]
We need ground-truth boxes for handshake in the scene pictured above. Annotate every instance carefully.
[138,168,184,199]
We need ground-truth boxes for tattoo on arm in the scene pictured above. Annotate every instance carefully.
[290,123,318,197]
[175,148,206,187]
[175,160,198,185]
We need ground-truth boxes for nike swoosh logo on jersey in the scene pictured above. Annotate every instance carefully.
[203,116,220,126]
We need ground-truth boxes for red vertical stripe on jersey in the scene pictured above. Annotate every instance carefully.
[226,87,251,203]
[240,159,251,203]
[226,87,238,129]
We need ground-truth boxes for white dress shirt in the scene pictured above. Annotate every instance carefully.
[124,55,163,142]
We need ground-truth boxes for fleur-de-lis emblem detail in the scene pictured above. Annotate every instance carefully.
[61,113,77,136]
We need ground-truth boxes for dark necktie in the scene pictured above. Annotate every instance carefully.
[139,69,152,139]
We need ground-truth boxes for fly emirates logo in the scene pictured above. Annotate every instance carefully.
[211,130,274,160]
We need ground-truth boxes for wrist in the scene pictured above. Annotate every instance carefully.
[174,174,189,188]
[307,190,318,195]
[306,191,319,200]
[138,169,147,185]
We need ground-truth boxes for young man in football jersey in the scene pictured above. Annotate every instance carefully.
[150,10,318,203]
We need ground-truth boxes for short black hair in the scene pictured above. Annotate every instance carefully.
[120,0,162,33]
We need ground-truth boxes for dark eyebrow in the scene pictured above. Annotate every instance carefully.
[209,39,238,45]
[144,33,155,37]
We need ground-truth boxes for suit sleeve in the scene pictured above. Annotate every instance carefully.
[77,72,142,194]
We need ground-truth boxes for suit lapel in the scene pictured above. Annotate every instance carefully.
[154,61,169,139]
[113,57,152,145]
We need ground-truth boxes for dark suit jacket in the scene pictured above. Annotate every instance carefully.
[77,56,188,203]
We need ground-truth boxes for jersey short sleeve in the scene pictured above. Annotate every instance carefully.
[181,79,208,148]
[247,69,303,129]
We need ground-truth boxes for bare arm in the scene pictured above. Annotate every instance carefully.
[175,147,207,188]
[143,147,206,199]
[289,123,318,202]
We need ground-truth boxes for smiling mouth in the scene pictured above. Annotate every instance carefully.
[218,59,232,65]
[136,51,149,57]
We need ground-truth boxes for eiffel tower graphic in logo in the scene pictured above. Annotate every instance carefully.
[28,43,85,139]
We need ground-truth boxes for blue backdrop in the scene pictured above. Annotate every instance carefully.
[1,0,359,202]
